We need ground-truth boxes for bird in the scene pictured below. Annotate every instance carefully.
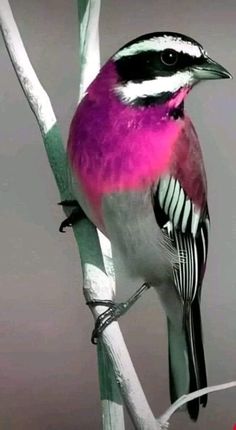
[66,32,231,420]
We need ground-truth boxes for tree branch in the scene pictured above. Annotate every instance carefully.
[159,381,236,427]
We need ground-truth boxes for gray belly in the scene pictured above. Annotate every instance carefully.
[72,178,182,325]
[102,188,174,286]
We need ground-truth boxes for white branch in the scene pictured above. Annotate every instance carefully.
[78,0,101,102]
[159,381,236,427]
[0,0,56,135]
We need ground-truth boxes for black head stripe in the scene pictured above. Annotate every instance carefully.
[115,49,205,84]
[116,50,167,83]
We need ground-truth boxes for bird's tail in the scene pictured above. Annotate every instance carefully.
[167,297,207,421]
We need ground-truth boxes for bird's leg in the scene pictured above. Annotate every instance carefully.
[58,200,86,232]
[87,282,151,344]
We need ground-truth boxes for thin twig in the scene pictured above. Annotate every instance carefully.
[159,381,236,427]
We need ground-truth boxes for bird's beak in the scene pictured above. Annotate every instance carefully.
[192,57,232,80]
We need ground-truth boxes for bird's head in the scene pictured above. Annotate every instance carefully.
[112,32,232,108]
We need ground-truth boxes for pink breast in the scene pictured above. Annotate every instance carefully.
[68,60,206,226]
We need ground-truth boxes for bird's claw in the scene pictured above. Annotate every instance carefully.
[87,283,150,344]
[59,204,86,233]
[87,300,128,344]
[59,218,73,233]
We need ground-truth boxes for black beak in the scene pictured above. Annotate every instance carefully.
[192,57,232,80]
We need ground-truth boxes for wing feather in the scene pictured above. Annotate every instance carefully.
[153,177,209,303]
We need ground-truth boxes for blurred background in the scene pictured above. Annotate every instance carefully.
[0,0,235,428]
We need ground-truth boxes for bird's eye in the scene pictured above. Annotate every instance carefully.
[160,49,178,66]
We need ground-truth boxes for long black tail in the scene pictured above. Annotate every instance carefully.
[184,297,208,420]
[168,297,207,421]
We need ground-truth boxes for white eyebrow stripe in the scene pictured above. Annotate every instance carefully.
[114,36,202,60]
[115,70,193,103]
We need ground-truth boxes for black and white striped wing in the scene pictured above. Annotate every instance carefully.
[153,175,209,303]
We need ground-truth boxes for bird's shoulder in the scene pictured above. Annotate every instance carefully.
[167,114,207,209]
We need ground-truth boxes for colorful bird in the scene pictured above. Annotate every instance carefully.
[66,32,231,420]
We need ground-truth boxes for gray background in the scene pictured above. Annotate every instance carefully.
[0,0,236,429]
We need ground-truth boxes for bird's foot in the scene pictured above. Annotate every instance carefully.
[58,200,86,232]
[87,282,151,344]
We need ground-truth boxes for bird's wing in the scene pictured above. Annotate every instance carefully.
[152,174,209,302]
[152,166,210,416]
